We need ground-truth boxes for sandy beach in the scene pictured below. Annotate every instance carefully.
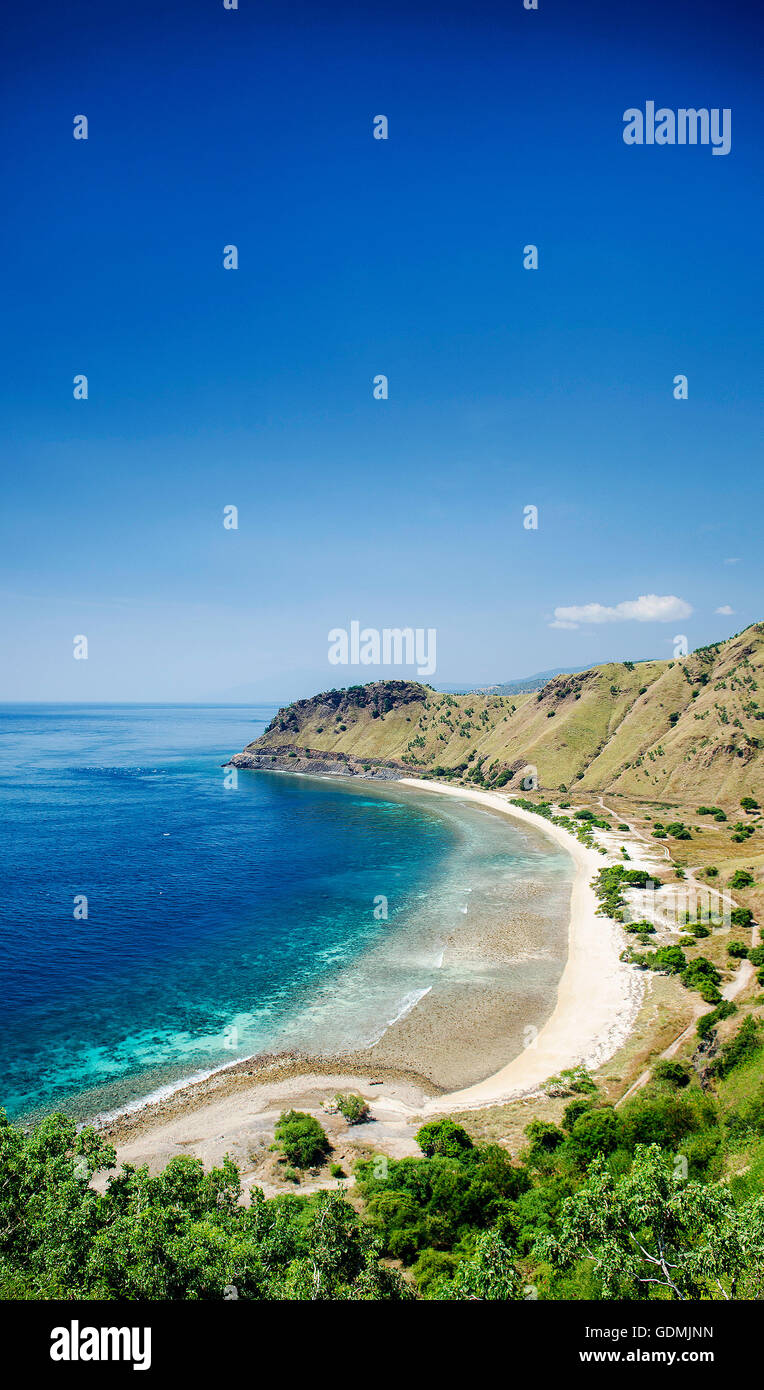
[96,777,645,1173]
[399,781,643,1112]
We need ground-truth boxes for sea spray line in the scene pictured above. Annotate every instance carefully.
[366,986,434,1045]
[92,987,437,1128]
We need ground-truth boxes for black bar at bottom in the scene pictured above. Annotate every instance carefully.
[1,1297,742,1378]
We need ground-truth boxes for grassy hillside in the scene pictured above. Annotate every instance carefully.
[229,624,764,804]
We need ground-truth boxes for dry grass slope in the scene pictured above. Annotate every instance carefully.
[233,625,764,805]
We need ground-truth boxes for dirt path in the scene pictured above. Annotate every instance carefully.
[596,796,673,865]
[616,956,756,1108]
[593,797,759,1107]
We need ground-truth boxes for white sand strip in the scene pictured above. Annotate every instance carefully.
[398,780,644,1112]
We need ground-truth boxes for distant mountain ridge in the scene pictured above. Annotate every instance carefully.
[471,663,596,696]
[228,625,764,803]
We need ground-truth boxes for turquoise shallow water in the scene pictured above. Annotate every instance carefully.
[0,705,572,1121]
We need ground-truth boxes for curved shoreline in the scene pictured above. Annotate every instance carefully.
[99,778,644,1150]
[83,773,571,1129]
[397,780,644,1112]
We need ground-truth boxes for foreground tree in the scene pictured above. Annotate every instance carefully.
[0,1110,409,1300]
[432,1230,523,1300]
[536,1143,764,1300]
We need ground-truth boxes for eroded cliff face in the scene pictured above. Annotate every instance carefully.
[226,744,416,780]
[255,680,428,739]
[225,679,430,779]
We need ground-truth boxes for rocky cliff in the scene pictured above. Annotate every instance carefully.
[227,627,764,804]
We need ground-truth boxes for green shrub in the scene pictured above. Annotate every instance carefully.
[712,1016,763,1078]
[620,1089,717,1160]
[525,1121,565,1158]
[652,1060,691,1089]
[680,957,721,1002]
[561,1097,595,1130]
[622,869,662,888]
[544,1066,597,1096]
[566,1107,622,1165]
[642,946,687,975]
[412,1248,458,1295]
[697,999,737,1039]
[274,1110,331,1168]
[415,1119,473,1159]
[334,1093,371,1125]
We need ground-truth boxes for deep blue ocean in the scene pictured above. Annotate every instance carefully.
[0,705,572,1122]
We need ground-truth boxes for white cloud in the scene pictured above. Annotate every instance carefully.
[715,605,735,615]
[724,558,740,565]
[550,593,693,631]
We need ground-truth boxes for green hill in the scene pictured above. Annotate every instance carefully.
[228,624,764,803]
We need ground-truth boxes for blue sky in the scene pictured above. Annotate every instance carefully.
[1,0,761,701]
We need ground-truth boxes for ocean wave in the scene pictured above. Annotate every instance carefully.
[67,766,167,779]
[363,986,433,1046]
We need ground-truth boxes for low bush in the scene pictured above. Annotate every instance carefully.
[711,1016,763,1078]
[334,1093,371,1125]
[273,1110,331,1168]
